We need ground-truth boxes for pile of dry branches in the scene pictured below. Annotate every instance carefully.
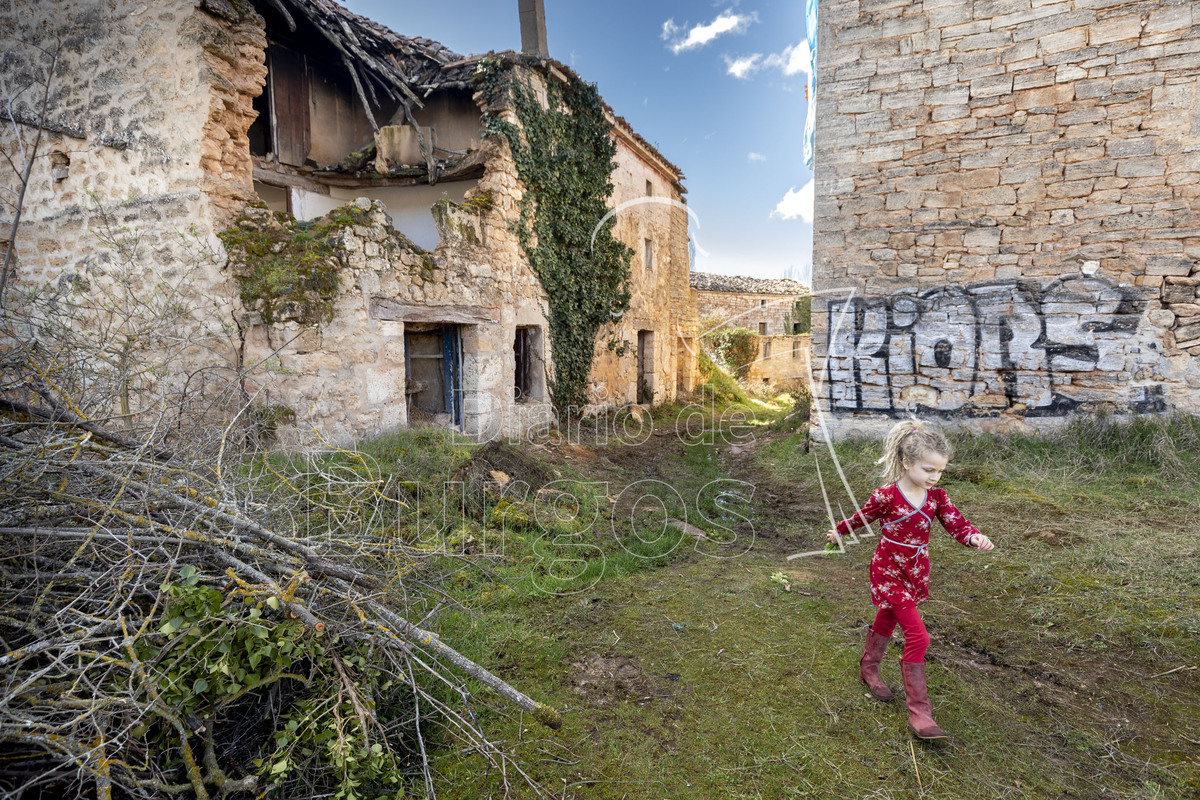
[0,311,558,799]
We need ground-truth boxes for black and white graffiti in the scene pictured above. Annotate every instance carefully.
[824,275,1165,417]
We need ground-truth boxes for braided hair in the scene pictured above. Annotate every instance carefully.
[877,419,952,484]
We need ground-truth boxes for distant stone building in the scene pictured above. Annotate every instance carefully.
[691,271,811,388]
[1,0,696,443]
[691,272,809,336]
[811,0,1200,433]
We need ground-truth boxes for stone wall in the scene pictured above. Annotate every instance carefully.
[588,135,694,408]
[746,334,812,388]
[812,0,1200,433]
[0,0,263,408]
[238,186,554,445]
[697,290,804,336]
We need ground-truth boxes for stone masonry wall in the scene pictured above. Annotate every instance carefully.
[812,0,1200,433]
[239,133,555,445]
[746,334,813,388]
[697,290,805,336]
[1,0,264,407]
[588,138,692,408]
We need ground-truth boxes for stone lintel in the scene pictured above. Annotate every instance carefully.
[369,298,500,325]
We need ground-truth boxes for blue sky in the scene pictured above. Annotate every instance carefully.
[342,0,813,284]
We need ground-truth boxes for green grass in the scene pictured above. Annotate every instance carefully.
[413,411,1200,799]
[269,406,1199,798]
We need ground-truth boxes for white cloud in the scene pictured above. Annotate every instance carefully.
[764,40,812,79]
[662,10,758,55]
[748,152,767,162]
[724,53,762,79]
[771,181,814,223]
[728,39,812,81]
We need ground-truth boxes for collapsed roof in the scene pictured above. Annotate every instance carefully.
[243,0,683,183]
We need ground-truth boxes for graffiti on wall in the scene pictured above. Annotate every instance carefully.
[824,275,1165,417]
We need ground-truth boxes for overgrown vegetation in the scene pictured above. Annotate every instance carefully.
[697,349,749,405]
[784,295,812,334]
[219,204,348,326]
[476,58,633,413]
[417,409,1199,799]
[702,326,759,379]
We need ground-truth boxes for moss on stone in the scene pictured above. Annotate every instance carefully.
[220,206,347,326]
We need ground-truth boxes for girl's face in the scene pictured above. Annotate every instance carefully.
[901,451,949,490]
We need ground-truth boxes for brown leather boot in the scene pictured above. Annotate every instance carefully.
[900,660,948,741]
[859,627,894,700]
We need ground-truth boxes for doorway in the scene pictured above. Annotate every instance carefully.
[637,330,654,405]
[405,326,463,426]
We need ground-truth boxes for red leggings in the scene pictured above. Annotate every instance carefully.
[872,606,929,663]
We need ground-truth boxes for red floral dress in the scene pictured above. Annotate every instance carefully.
[835,483,980,609]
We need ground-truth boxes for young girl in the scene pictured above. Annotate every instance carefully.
[826,420,994,741]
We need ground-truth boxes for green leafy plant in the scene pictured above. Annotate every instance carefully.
[219,206,352,326]
[476,58,633,413]
[703,327,759,379]
[784,296,811,334]
[132,567,411,800]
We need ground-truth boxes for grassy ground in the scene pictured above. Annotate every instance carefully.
[300,400,1200,798]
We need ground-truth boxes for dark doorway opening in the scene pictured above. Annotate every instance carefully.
[514,327,536,403]
[637,330,654,405]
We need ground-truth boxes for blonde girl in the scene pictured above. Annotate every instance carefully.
[826,420,994,740]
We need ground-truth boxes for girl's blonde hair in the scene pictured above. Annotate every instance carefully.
[877,419,952,484]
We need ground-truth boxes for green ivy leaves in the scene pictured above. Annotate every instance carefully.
[477,59,633,412]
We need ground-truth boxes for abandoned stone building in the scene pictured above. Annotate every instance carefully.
[811,0,1200,434]
[1,0,696,443]
[691,271,812,388]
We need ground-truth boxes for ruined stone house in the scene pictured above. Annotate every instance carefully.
[691,271,812,388]
[811,0,1200,434]
[1,0,696,442]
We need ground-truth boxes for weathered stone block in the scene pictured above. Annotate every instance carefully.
[1147,256,1195,276]
[971,74,1015,98]
[1151,81,1195,112]
[1106,137,1157,159]
[1089,14,1144,46]
[1038,27,1088,54]
[1111,72,1164,93]
[1016,83,1074,108]
[1013,10,1096,42]
[1175,321,1200,342]
[1145,5,1194,35]
[1064,158,1115,180]
[1116,157,1165,178]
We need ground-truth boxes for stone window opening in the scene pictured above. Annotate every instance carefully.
[792,338,800,359]
[645,179,653,196]
[514,326,545,404]
[763,339,771,360]
[759,299,766,308]
[644,238,653,271]
[758,322,767,336]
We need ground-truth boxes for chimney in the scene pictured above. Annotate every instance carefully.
[518,0,548,58]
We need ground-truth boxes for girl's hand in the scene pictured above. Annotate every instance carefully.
[970,534,994,551]
[826,529,841,544]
